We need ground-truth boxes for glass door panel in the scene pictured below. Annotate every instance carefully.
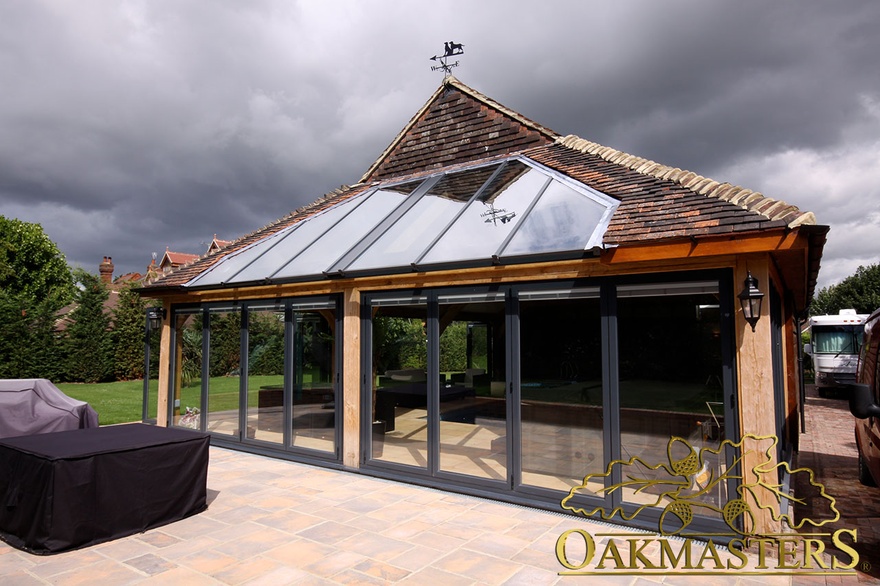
[518,289,604,491]
[144,318,160,423]
[171,310,202,429]
[370,300,429,468]
[206,308,242,437]
[246,306,285,445]
[616,283,727,533]
[291,309,336,453]
[438,294,507,480]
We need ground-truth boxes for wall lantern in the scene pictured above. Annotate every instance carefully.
[147,306,167,331]
[738,271,764,332]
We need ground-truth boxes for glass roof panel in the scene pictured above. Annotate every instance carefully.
[344,164,502,272]
[418,162,543,266]
[500,181,610,257]
[223,193,368,284]
[269,184,414,280]
[183,157,619,289]
[187,224,295,287]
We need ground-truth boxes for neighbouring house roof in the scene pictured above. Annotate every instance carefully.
[207,235,232,254]
[160,250,200,272]
[143,77,826,304]
[150,237,233,282]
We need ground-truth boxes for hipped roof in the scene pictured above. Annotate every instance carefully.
[144,76,826,304]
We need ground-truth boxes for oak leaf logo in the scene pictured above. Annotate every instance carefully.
[560,434,839,536]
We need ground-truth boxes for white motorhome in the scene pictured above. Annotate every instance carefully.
[804,309,869,396]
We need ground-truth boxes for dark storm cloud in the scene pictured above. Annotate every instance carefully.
[0,0,878,290]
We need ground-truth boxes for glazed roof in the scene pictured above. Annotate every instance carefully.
[144,77,823,293]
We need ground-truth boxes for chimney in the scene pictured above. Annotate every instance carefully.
[99,256,114,284]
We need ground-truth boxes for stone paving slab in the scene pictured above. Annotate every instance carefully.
[0,392,874,586]
[0,444,792,585]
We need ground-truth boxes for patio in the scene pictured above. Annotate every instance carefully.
[0,445,795,585]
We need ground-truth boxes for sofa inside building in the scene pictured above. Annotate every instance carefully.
[141,76,827,537]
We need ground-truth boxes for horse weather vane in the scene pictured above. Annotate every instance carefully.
[430,41,464,77]
[481,202,516,226]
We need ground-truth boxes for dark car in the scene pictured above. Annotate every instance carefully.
[849,308,880,486]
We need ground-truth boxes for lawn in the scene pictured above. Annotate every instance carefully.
[57,380,146,426]
[58,375,286,426]
[60,375,724,427]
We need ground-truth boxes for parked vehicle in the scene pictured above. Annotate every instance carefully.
[849,307,880,486]
[804,309,869,396]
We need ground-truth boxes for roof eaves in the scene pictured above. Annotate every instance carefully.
[556,134,817,229]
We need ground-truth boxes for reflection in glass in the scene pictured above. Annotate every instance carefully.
[420,164,543,265]
[616,284,726,527]
[206,309,242,437]
[346,165,501,272]
[382,179,422,196]
[246,307,285,444]
[502,182,608,257]
[519,290,604,491]
[146,379,159,423]
[370,301,428,468]
[172,311,203,429]
[291,309,336,452]
[438,295,507,480]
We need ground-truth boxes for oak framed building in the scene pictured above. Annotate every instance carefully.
[141,77,827,536]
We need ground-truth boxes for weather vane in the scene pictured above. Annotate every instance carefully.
[430,41,464,77]
[481,203,516,226]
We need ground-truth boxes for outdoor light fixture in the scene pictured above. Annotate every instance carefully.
[147,307,166,331]
[738,271,764,332]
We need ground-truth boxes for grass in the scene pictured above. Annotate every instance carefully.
[58,375,288,426]
[60,374,724,427]
[57,380,146,426]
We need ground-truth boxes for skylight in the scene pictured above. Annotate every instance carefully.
[185,157,618,288]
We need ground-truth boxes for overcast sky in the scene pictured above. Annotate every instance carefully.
[2,1,878,292]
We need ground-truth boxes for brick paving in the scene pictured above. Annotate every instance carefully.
[794,385,880,585]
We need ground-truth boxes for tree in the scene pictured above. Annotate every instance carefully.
[439,321,467,372]
[0,216,74,304]
[208,311,241,378]
[64,270,113,383]
[112,284,151,380]
[810,264,880,316]
[0,217,74,380]
[0,291,66,380]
